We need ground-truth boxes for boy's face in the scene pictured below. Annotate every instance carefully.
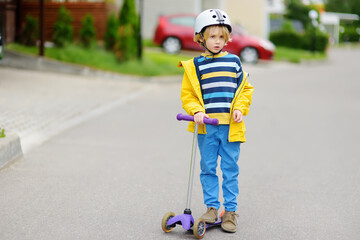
[204,26,226,54]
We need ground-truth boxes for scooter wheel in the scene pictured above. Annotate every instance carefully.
[193,218,206,239]
[161,212,176,233]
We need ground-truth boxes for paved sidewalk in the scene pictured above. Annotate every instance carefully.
[0,66,156,153]
[0,66,156,164]
[0,49,186,166]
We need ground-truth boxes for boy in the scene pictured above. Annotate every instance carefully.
[178,9,254,233]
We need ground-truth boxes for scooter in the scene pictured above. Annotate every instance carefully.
[161,113,222,239]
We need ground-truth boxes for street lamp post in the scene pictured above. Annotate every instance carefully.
[39,0,45,57]
[137,0,143,60]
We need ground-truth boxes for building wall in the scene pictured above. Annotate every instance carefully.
[115,0,200,40]
[115,0,269,40]
[202,0,224,10]
[267,0,286,15]
[141,0,200,40]
[225,0,268,38]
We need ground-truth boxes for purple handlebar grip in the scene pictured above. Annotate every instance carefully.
[176,113,219,126]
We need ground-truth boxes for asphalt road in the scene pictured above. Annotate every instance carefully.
[1,47,359,240]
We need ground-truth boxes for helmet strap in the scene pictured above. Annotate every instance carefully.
[199,32,222,58]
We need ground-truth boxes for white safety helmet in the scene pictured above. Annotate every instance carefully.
[194,9,232,36]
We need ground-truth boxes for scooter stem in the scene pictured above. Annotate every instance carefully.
[185,124,199,212]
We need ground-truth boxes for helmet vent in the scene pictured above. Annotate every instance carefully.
[214,9,224,23]
[194,9,232,35]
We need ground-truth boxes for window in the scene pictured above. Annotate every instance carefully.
[169,17,195,27]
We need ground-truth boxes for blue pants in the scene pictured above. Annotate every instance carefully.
[197,124,240,212]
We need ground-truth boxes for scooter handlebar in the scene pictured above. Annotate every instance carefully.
[176,113,219,126]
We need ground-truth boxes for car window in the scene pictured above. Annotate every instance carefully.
[169,17,195,27]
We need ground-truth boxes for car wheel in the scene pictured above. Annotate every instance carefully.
[162,37,181,54]
[240,47,259,64]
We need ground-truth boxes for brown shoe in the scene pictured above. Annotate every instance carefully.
[221,211,239,233]
[200,207,218,223]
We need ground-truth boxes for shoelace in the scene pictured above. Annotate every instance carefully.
[222,212,239,223]
[232,212,239,218]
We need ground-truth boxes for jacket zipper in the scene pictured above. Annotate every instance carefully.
[228,73,249,141]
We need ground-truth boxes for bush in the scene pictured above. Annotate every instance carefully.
[314,30,329,52]
[79,14,96,48]
[114,0,139,62]
[270,20,305,49]
[340,25,360,42]
[104,13,118,51]
[315,33,329,52]
[303,26,329,52]
[270,30,305,49]
[53,6,73,47]
[20,15,38,46]
[114,24,138,61]
[270,20,329,53]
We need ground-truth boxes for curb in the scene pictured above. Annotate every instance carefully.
[0,132,23,170]
[1,49,125,77]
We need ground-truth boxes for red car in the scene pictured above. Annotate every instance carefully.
[154,14,275,63]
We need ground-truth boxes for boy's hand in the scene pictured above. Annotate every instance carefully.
[194,112,209,125]
[233,110,243,123]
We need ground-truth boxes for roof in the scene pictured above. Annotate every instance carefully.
[324,12,359,21]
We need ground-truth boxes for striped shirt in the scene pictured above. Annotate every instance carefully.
[195,52,243,124]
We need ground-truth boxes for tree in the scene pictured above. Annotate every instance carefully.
[104,13,118,51]
[79,14,96,48]
[118,0,139,27]
[53,6,73,47]
[20,14,38,46]
[114,0,139,62]
[284,0,312,29]
[325,0,360,17]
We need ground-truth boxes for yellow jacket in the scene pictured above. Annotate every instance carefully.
[179,56,254,142]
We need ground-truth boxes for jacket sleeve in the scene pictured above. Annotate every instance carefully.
[234,80,254,116]
[180,72,205,116]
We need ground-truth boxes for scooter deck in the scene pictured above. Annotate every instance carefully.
[205,210,225,229]
[206,219,222,229]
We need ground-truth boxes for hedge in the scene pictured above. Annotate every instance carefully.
[270,28,329,52]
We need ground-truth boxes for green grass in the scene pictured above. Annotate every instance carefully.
[273,46,327,63]
[6,43,329,76]
[6,43,196,76]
